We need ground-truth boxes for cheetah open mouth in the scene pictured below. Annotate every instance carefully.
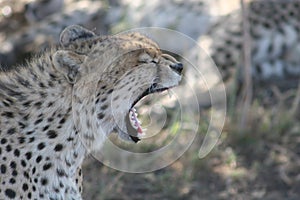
[126,83,169,143]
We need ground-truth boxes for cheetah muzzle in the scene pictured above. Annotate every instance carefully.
[0,25,183,199]
[124,61,183,143]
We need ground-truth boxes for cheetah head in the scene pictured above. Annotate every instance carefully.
[52,25,183,150]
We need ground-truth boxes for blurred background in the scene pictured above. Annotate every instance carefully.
[0,0,299,199]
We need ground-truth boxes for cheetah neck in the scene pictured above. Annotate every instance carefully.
[0,51,87,177]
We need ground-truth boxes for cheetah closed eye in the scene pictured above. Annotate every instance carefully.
[0,25,183,200]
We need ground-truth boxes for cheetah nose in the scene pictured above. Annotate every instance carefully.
[170,62,183,74]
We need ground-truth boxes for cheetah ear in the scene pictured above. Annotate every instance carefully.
[60,25,96,47]
[53,50,86,84]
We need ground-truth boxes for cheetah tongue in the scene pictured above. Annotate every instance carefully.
[129,108,145,136]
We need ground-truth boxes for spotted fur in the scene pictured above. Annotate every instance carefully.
[0,25,182,199]
[202,0,300,82]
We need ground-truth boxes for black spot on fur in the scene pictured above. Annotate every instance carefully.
[59,117,66,124]
[36,156,42,163]
[6,145,12,152]
[34,118,43,125]
[5,188,16,199]
[2,112,14,118]
[9,178,15,184]
[47,101,54,107]
[23,114,30,121]
[11,170,17,176]
[23,171,30,179]
[25,152,32,160]
[9,161,16,169]
[22,101,32,107]
[47,130,57,139]
[7,128,16,135]
[48,81,54,88]
[34,101,42,108]
[43,163,52,171]
[22,183,29,191]
[39,82,45,88]
[49,73,57,80]
[1,138,7,144]
[100,104,108,110]
[32,167,36,174]
[1,164,7,174]
[29,137,35,143]
[54,144,63,152]
[18,122,26,129]
[57,169,67,177]
[37,142,46,150]
[42,125,50,131]
[18,136,25,144]
[54,187,60,193]
[47,117,54,122]
[39,92,47,98]
[13,149,20,157]
[107,89,114,94]
[21,160,27,167]
[97,113,105,120]
[41,177,48,185]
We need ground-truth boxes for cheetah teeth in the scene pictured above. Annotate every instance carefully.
[129,108,146,137]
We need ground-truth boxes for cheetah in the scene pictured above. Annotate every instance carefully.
[201,0,300,83]
[0,25,183,199]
